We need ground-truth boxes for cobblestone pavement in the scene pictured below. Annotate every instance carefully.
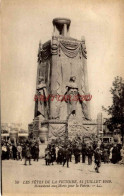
[2,158,124,196]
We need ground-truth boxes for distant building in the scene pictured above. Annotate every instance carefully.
[97,114,122,144]
[1,123,28,143]
[102,124,114,143]
[99,118,122,144]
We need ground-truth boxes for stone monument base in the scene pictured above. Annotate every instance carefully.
[41,120,67,142]
[33,116,98,144]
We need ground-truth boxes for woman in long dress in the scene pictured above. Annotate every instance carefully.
[111,145,118,164]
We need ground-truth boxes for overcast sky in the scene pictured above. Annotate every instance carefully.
[1,0,124,129]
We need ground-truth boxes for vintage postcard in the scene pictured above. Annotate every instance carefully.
[1,0,124,196]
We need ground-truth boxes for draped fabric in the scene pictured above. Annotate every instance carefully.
[38,39,87,62]
[59,40,80,58]
[81,43,87,59]
[57,52,86,120]
[41,46,51,60]
[38,41,51,63]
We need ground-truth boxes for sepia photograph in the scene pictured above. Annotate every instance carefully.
[1,0,124,196]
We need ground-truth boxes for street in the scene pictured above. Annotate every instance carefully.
[2,158,124,196]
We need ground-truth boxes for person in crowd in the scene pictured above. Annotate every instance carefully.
[78,144,81,163]
[111,144,119,164]
[22,143,26,159]
[31,142,35,160]
[9,144,13,159]
[24,144,32,165]
[109,145,113,162]
[106,144,111,162]
[103,148,109,163]
[6,144,10,160]
[87,146,94,165]
[55,145,59,162]
[81,142,86,163]
[50,145,56,165]
[57,146,63,164]
[117,144,122,162]
[2,143,7,160]
[17,143,22,161]
[100,142,104,151]
[68,145,73,162]
[119,146,124,164]
[94,147,102,173]
[12,144,17,160]
[63,146,70,168]
[73,145,80,164]
[45,146,51,166]
[34,143,39,162]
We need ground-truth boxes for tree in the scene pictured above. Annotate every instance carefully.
[102,76,124,144]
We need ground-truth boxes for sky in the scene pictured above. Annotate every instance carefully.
[1,0,124,129]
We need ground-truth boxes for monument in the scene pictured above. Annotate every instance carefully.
[32,18,92,143]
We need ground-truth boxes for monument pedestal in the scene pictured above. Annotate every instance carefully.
[41,120,67,142]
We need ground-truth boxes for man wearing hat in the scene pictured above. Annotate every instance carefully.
[63,146,70,168]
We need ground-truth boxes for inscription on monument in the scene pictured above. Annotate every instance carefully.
[68,120,97,139]
[68,120,84,139]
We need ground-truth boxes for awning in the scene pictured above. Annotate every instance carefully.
[18,134,28,137]
[1,134,9,137]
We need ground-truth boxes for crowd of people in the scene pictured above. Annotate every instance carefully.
[1,140,40,165]
[44,143,102,173]
[44,141,124,173]
[1,138,124,173]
